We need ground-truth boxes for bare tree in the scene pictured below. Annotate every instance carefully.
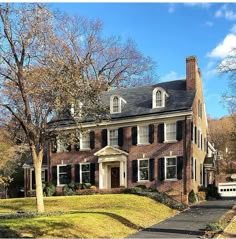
[0,3,156,212]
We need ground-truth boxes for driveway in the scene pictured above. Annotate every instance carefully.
[129,199,235,238]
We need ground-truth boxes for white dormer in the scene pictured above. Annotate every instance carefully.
[152,87,168,108]
[110,95,126,114]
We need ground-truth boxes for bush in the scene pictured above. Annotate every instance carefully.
[123,187,188,211]
[206,185,221,199]
[205,222,223,231]
[188,190,198,203]
[43,182,56,197]
[135,184,147,189]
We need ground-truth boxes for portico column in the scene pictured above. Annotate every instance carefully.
[99,162,104,189]
[120,161,124,186]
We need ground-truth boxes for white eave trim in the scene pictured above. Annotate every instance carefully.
[47,110,193,132]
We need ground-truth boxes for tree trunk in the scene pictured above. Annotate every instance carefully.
[31,147,45,213]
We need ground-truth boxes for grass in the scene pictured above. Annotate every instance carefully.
[0,194,177,238]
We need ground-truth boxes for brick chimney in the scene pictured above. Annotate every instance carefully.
[186,56,200,90]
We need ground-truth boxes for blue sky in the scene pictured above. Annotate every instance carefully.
[50,2,236,119]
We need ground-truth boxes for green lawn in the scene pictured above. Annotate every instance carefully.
[0,194,177,238]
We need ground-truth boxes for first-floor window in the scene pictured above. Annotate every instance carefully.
[138,159,149,181]
[31,168,47,190]
[138,125,149,144]
[165,122,176,142]
[200,163,203,185]
[58,165,70,185]
[165,157,177,180]
[80,163,90,183]
[191,157,197,181]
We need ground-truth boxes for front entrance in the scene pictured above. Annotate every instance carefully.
[111,167,120,188]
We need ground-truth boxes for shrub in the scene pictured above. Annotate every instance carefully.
[188,190,198,203]
[123,187,188,211]
[43,182,56,197]
[205,222,223,231]
[135,184,147,189]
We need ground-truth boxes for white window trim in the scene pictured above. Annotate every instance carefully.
[192,123,195,144]
[164,121,177,143]
[57,164,68,186]
[110,95,126,114]
[80,131,91,151]
[200,163,203,185]
[137,125,150,145]
[164,156,177,181]
[152,87,168,109]
[192,157,196,181]
[107,128,119,147]
[80,163,90,184]
[137,158,149,182]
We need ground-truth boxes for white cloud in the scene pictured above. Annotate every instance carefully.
[184,3,211,8]
[230,24,236,34]
[206,21,213,27]
[168,4,175,13]
[207,34,236,59]
[203,61,218,79]
[160,71,185,82]
[215,4,236,21]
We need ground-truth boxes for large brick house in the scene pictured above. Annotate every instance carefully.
[23,56,216,203]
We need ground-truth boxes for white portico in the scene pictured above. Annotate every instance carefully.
[94,146,128,189]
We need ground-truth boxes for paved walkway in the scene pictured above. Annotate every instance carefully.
[129,199,236,238]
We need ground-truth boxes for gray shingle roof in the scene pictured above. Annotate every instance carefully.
[48,79,195,127]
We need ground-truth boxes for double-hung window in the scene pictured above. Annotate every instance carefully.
[138,125,149,144]
[80,132,90,150]
[165,122,176,142]
[109,129,118,146]
[57,165,70,185]
[165,157,177,180]
[156,90,162,107]
[80,163,90,183]
[138,159,149,181]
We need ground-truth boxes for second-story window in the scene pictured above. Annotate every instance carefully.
[138,125,149,144]
[80,132,90,150]
[165,122,176,142]
[109,129,118,146]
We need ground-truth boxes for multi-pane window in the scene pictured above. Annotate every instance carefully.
[138,159,149,181]
[165,157,177,179]
[109,129,118,146]
[165,122,176,141]
[200,163,203,185]
[113,96,119,113]
[80,132,90,149]
[138,125,149,144]
[58,165,70,185]
[80,163,90,183]
[156,90,162,107]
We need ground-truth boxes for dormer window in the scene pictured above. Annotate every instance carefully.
[113,96,119,113]
[110,95,126,114]
[152,87,168,108]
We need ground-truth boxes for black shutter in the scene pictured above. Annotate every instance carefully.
[194,126,197,144]
[158,123,164,143]
[66,165,72,184]
[74,164,80,183]
[52,166,57,185]
[131,127,137,145]
[66,144,72,152]
[149,124,154,144]
[177,156,183,180]
[90,131,95,149]
[176,121,183,141]
[191,157,194,179]
[90,163,96,185]
[32,170,35,189]
[149,158,155,181]
[45,169,48,182]
[191,122,193,141]
[118,128,123,146]
[158,158,165,181]
[132,160,138,182]
[201,134,203,150]
[102,129,107,147]
[195,159,197,181]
